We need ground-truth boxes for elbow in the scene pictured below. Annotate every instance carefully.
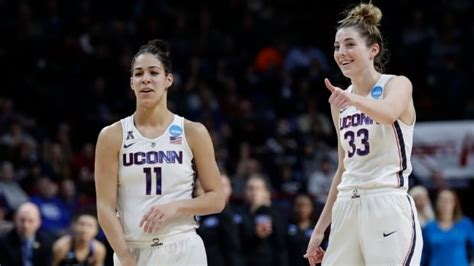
[384,118,398,125]
[96,202,113,228]
[97,213,107,229]
[376,113,398,125]
[387,113,399,124]
[214,190,226,213]
[96,206,107,228]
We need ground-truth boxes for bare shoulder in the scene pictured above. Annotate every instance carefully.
[184,119,212,152]
[386,75,413,92]
[184,119,208,136]
[98,121,122,141]
[183,119,210,147]
[96,121,123,149]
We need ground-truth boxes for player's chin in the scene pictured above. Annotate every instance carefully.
[138,98,158,108]
[340,68,353,78]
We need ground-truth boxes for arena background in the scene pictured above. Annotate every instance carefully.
[0,0,473,265]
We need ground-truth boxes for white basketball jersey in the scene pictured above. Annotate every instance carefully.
[118,114,197,243]
[338,74,414,191]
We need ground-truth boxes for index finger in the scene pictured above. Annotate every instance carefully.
[140,208,153,227]
[324,78,336,92]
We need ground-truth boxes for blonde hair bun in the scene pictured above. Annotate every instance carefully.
[346,3,382,26]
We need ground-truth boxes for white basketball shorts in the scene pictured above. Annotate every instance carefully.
[322,188,423,266]
[113,230,207,266]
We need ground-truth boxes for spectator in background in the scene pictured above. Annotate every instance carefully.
[72,143,95,176]
[52,211,106,266]
[409,185,435,227]
[232,142,263,200]
[307,157,334,206]
[287,194,319,266]
[196,174,244,266]
[31,175,71,237]
[76,165,97,208]
[0,161,29,215]
[0,200,14,234]
[284,43,329,73]
[240,175,288,266]
[42,142,72,181]
[0,202,54,266]
[0,121,35,152]
[422,189,474,266]
[59,179,79,213]
[21,162,45,194]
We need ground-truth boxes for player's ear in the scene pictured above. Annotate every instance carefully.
[165,73,174,90]
[130,77,134,91]
[370,43,380,60]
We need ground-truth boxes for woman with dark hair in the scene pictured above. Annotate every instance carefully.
[94,39,225,266]
[422,189,474,266]
[52,212,106,266]
[287,194,319,266]
[240,175,288,266]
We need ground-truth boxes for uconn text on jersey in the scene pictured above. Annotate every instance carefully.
[122,150,183,166]
[340,112,374,130]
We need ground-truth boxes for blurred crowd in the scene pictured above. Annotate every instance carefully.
[0,0,473,265]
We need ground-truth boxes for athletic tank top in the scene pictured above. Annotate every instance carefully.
[118,114,197,243]
[58,239,95,266]
[338,74,414,191]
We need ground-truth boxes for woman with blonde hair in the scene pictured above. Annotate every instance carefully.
[422,189,474,266]
[305,2,423,265]
[409,185,434,227]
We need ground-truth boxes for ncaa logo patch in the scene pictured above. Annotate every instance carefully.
[169,125,183,136]
[371,86,383,99]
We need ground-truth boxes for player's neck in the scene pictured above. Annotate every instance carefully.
[135,106,173,127]
[350,70,381,96]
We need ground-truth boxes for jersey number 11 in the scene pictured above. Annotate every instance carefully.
[143,167,162,195]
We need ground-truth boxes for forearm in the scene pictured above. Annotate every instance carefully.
[313,170,342,234]
[97,204,131,259]
[352,95,399,124]
[176,190,225,216]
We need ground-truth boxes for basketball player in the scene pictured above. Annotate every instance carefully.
[52,212,106,266]
[94,39,225,266]
[304,3,423,265]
